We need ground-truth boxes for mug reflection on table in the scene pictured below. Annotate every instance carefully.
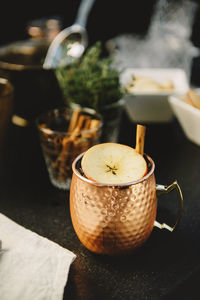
[70,152,183,256]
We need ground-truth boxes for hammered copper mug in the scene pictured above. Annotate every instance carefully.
[70,152,183,255]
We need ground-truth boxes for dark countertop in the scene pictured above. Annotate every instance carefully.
[1,109,200,300]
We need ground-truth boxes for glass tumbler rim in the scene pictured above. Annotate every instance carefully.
[35,106,103,136]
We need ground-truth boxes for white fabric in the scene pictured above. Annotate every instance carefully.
[0,213,76,300]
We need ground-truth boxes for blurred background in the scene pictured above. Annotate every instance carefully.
[0,0,200,83]
[0,0,156,46]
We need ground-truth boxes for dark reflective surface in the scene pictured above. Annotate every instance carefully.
[1,109,200,300]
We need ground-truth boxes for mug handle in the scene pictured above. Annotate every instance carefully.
[154,180,183,232]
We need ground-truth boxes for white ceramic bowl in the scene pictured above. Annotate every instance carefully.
[169,93,200,146]
[120,68,189,123]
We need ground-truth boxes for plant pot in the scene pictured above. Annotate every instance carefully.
[98,98,125,142]
[70,98,125,143]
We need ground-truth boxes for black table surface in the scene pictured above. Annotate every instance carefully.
[1,109,200,300]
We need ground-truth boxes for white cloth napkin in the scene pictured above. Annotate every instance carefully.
[0,213,76,300]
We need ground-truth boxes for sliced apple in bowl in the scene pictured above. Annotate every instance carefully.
[186,89,200,109]
[81,143,147,184]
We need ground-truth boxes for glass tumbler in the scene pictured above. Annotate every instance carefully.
[36,107,102,190]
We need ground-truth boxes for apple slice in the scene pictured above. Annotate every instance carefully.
[81,143,147,184]
[186,89,200,109]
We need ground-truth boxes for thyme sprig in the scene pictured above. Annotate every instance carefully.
[55,41,124,112]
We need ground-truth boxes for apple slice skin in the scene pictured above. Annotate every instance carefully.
[81,143,147,185]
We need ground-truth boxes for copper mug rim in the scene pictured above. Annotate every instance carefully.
[72,151,155,187]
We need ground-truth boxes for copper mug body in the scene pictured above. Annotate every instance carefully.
[70,153,183,255]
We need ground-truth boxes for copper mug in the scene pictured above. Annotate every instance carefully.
[70,152,183,255]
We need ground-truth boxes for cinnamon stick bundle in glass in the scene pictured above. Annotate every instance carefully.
[36,107,102,190]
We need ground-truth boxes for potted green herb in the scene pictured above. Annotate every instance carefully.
[55,41,125,142]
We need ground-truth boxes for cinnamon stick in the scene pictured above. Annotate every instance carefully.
[51,112,101,182]
[68,108,81,132]
[89,119,101,129]
[54,114,89,172]
[135,125,146,156]
[84,118,91,130]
